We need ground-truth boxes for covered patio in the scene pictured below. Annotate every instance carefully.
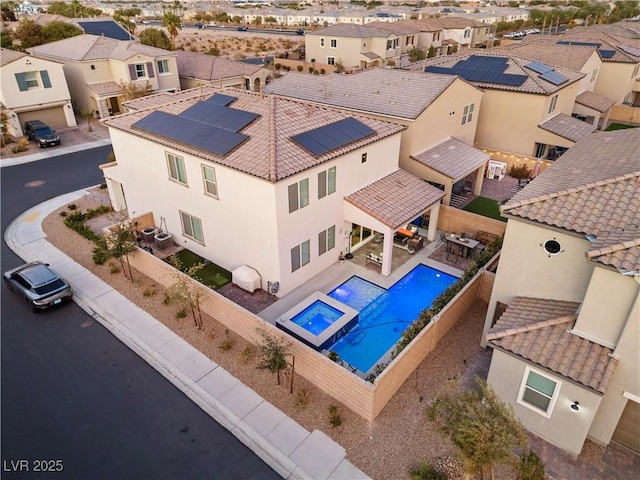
[344,169,445,277]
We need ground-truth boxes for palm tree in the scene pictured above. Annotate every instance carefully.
[163,12,181,50]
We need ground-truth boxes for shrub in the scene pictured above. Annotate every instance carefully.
[297,65,303,72]
[219,328,234,351]
[409,462,448,480]
[328,350,339,362]
[67,203,77,210]
[99,183,107,189]
[308,66,314,73]
[274,63,281,70]
[516,451,545,480]
[108,261,120,274]
[162,293,172,305]
[285,65,291,71]
[241,345,253,363]
[509,163,531,180]
[3,134,14,145]
[92,245,110,265]
[295,387,310,408]
[320,68,325,74]
[11,145,28,153]
[328,404,342,427]
[176,308,187,319]
[59,211,67,217]
[143,284,158,297]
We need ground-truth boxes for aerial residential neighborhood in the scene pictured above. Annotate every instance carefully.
[1,1,639,479]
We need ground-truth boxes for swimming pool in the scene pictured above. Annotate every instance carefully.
[291,300,343,335]
[327,265,457,374]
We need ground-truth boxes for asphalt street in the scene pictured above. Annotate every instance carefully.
[1,146,280,479]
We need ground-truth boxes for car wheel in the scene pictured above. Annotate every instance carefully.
[37,143,42,148]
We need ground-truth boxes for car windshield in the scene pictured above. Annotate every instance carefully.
[35,127,54,135]
[34,278,66,295]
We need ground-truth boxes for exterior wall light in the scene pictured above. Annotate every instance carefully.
[570,401,580,412]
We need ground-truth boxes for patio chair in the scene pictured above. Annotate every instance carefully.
[461,181,473,194]
[465,231,476,240]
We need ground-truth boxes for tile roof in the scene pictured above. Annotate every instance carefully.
[174,51,265,81]
[404,52,585,94]
[265,69,459,120]
[502,128,640,271]
[124,88,213,111]
[538,113,597,142]
[410,137,490,180]
[103,87,405,182]
[486,296,618,394]
[365,21,421,35]
[307,23,394,38]
[28,34,174,62]
[557,25,640,63]
[492,40,599,72]
[575,90,616,113]
[344,169,444,229]
[87,81,122,96]
[0,48,27,66]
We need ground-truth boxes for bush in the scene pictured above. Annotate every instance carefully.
[328,404,342,427]
[219,329,234,351]
[409,462,448,480]
[274,63,281,70]
[295,387,310,408]
[11,145,28,153]
[509,163,531,180]
[241,346,253,363]
[517,450,545,480]
[143,284,157,297]
[92,245,110,265]
[108,261,120,274]
[320,68,325,74]
[328,350,339,362]
[176,308,187,319]
[67,203,77,210]
[297,65,303,72]
[59,211,67,217]
[308,66,314,73]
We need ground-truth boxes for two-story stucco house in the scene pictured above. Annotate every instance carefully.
[28,35,180,120]
[101,87,446,295]
[0,48,77,137]
[482,127,640,457]
[265,68,488,206]
[406,53,596,164]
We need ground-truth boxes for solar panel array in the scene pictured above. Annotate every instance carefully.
[619,44,640,57]
[425,56,528,87]
[77,20,132,40]
[540,71,569,85]
[525,61,553,74]
[203,94,237,106]
[557,40,602,48]
[599,50,615,59]
[132,96,258,156]
[291,118,376,156]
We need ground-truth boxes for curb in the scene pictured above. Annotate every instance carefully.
[1,139,112,167]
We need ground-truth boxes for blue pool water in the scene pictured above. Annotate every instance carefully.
[327,265,457,373]
[291,300,344,335]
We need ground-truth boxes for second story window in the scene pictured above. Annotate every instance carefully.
[201,164,218,198]
[330,38,337,48]
[462,103,474,125]
[167,152,187,185]
[288,178,309,213]
[548,94,558,114]
[157,59,170,74]
[590,69,598,83]
[464,29,471,38]
[134,63,146,79]
[320,38,325,47]
[15,70,51,91]
[318,166,336,199]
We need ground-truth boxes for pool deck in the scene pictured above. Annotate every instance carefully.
[259,234,462,324]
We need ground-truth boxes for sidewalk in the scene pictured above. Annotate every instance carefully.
[4,188,369,480]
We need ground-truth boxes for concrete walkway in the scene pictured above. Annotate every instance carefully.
[4,188,369,480]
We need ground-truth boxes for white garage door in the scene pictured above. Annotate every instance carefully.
[612,399,640,453]
[18,107,68,131]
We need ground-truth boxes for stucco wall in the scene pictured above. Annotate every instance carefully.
[594,61,639,105]
[306,35,362,68]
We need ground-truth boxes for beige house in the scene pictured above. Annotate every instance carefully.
[304,24,402,69]
[265,68,488,206]
[407,53,596,164]
[0,48,77,137]
[28,35,180,120]
[558,22,640,106]
[482,127,640,457]
[174,51,272,92]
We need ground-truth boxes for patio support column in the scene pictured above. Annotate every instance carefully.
[427,204,440,242]
[380,228,394,276]
[601,108,611,131]
[474,167,485,196]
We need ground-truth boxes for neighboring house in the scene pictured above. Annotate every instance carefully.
[481,127,640,457]
[101,87,446,294]
[73,19,134,41]
[552,23,640,106]
[265,68,488,206]
[0,48,76,137]
[28,35,180,120]
[304,24,402,69]
[493,41,616,129]
[406,53,595,162]
[173,51,272,92]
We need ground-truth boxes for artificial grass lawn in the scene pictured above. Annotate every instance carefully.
[605,123,638,131]
[463,196,507,222]
[166,249,231,289]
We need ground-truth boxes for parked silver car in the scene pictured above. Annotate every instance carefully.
[4,261,73,311]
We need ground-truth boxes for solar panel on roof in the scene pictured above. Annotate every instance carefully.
[180,103,259,132]
[77,20,132,40]
[619,44,640,57]
[556,40,601,48]
[599,50,615,59]
[132,111,248,156]
[540,71,569,85]
[204,94,237,106]
[291,118,376,157]
[525,61,553,74]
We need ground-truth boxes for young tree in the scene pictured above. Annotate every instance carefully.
[14,19,45,49]
[427,377,528,480]
[139,28,171,50]
[107,223,137,281]
[118,80,152,101]
[42,21,82,43]
[80,109,95,132]
[162,12,182,50]
[167,255,205,329]
[255,327,291,385]
[408,46,426,63]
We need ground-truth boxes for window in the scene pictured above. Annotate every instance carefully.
[590,68,598,83]
[518,368,559,417]
[462,103,474,125]
[157,59,170,74]
[15,71,50,91]
[167,152,187,184]
[361,152,367,163]
[318,226,335,255]
[327,56,335,66]
[291,240,310,272]
[288,178,309,213]
[330,38,337,48]
[548,94,558,114]
[180,211,204,243]
[317,166,336,199]
[24,72,39,89]
[464,29,471,38]
[201,164,218,197]
[320,38,325,47]
[386,38,398,50]
[135,63,146,79]
[434,32,440,41]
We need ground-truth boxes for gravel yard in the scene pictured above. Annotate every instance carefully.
[42,188,504,479]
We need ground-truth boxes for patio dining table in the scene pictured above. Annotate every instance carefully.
[445,234,479,258]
